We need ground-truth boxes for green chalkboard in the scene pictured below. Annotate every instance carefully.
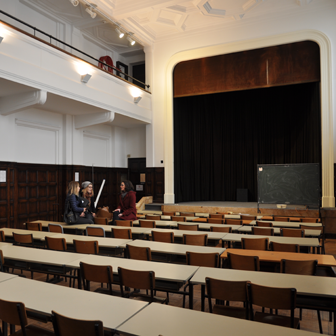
[257,164,320,208]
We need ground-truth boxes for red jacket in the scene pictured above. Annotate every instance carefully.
[117,190,137,221]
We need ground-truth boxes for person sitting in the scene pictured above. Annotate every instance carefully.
[64,181,94,224]
[112,180,137,224]
[80,181,96,222]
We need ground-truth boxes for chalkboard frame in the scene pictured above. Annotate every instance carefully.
[257,163,320,209]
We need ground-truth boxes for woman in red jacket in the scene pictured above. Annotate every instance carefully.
[112,180,137,223]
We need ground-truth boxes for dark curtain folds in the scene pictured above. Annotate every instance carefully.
[173,82,321,203]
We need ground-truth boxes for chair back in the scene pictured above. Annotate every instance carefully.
[172,216,186,222]
[256,221,273,227]
[118,267,155,295]
[80,262,113,286]
[162,211,176,216]
[210,226,231,233]
[0,299,28,327]
[225,219,242,225]
[111,228,132,239]
[139,220,156,228]
[93,217,108,225]
[115,220,133,227]
[73,240,99,254]
[281,228,304,237]
[13,233,34,246]
[178,223,198,231]
[126,244,151,261]
[52,310,104,336]
[300,225,323,232]
[281,259,318,275]
[0,250,4,272]
[145,215,160,220]
[186,251,219,267]
[301,218,319,223]
[26,222,42,231]
[180,212,194,217]
[46,236,67,251]
[207,218,223,224]
[152,230,174,243]
[252,227,274,236]
[96,208,112,220]
[209,214,223,219]
[241,237,268,250]
[241,215,256,221]
[86,226,105,237]
[227,252,260,271]
[183,234,208,246]
[0,231,5,242]
[274,217,289,222]
[48,223,64,233]
[270,241,299,253]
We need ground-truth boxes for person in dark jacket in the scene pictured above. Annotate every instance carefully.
[112,180,137,223]
[64,181,94,224]
[79,181,96,222]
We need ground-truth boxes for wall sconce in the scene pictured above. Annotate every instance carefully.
[69,0,79,6]
[115,27,124,38]
[81,74,92,83]
[127,35,136,46]
[0,36,3,44]
[134,96,142,104]
[85,6,97,18]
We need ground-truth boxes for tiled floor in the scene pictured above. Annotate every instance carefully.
[6,239,336,335]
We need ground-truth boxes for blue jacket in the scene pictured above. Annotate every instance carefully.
[67,194,85,214]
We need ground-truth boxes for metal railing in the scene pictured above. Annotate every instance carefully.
[0,10,150,91]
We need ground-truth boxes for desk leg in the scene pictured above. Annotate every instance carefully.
[189,283,193,310]
[77,270,82,289]
[201,285,205,312]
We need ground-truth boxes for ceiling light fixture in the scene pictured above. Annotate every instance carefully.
[115,27,124,38]
[69,0,79,6]
[134,96,142,104]
[127,35,135,46]
[85,6,97,19]
[81,74,92,83]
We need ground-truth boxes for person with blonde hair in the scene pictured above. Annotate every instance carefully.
[64,181,94,224]
[80,181,96,221]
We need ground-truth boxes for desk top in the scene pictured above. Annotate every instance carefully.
[190,267,336,298]
[0,271,17,283]
[29,220,67,227]
[1,228,59,240]
[176,222,242,231]
[124,239,225,256]
[221,248,336,266]
[222,233,320,247]
[0,276,147,331]
[60,224,150,235]
[116,302,320,336]
[249,220,322,228]
[133,219,172,228]
[65,254,198,283]
[147,228,226,240]
[237,226,321,237]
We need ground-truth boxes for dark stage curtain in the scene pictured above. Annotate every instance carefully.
[173,82,321,203]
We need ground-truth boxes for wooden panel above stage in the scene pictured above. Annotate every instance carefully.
[173,41,320,97]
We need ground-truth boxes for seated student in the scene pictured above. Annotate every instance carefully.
[112,180,137,223]
[80,181,96,222]
[64,181,94,224]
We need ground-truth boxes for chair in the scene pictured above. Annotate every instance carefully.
[180,212,194,216]
[46,236,67,251]
[207,218,223,224]
[0,230,5,242]
[206,278,250,319]
[217,212,230,215]
[48,223,64,233]
[80,262,114,295]
[115,220,133,227]
[281,228,304,237]
[73,240,99,254]
[139,220,156,228]
[247,283,300,329]
[118,267,167,304]
[13,233,34,247]
[111,227,132,239]
[280,259,322,333]
[301,218,319,223]
[145,215,160,220]
[86,226,105,237]
[96,208,113,220]
[93,217,108,225]
[209,214,223,219]
[183,234,208,246]
[252,226,274,236]
[256,221,273,227]
[126,244,151,261]
[274,217,289,222]
[241,215,256,221]
[227,252,260,271]
[52,310,103,336]
[270,241,299,253]
[0,298,54,336]
[211,226,231,233]
[241,237,268,250]
[172,216,186,222]
[26,222,42,231]
[178,223,198,231]
[162,211,176,216]
[225,219,242,225]
[152,230,174,243]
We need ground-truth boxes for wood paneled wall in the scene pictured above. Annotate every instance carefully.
[0,162,164,229]
[173,41,320,97]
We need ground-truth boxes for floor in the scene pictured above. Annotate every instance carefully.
[7,239,336,335]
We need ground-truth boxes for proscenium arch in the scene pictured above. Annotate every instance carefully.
[164,29,334,207]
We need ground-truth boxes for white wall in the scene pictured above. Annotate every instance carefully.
[125,126,146,159]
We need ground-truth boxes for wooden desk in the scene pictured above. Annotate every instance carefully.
[133,219,172,228]
[249,220,322,228]
[0,276,148,332]
[176,222,242,232]
[1,228,59,243]
[221,248,336,267]
[116,302,320,336]
[0,270,17,283]
[237,226,321,237]
[29,220,67,228]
